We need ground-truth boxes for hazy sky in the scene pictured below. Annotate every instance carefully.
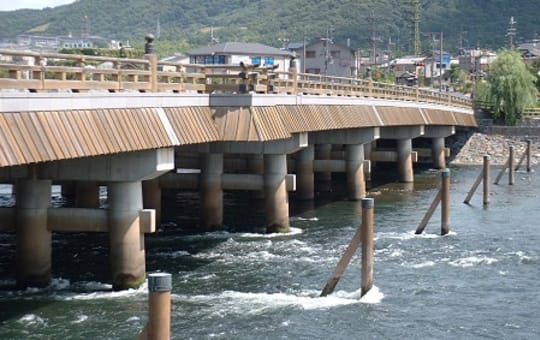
[0,0,76,11]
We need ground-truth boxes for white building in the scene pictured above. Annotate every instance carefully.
[288,40,356,77]
[187,42,293,73]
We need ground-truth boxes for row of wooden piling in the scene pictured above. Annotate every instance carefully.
[465,140,532,205]
[138,140,533,339]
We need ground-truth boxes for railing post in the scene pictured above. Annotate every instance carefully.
[145,54,158,93]
[144,33,158,93]
[289,56,298,95]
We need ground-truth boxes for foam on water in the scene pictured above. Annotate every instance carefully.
[155,250,191,258]
[403,261,436,268]
[71,314,88,324]
[448,255,498,267]
[290,217,319,222]
[17,314,47,326]
[178,285,383,314]
[237,227,303,238]
[375,230,441,241]
[61,283,147,301]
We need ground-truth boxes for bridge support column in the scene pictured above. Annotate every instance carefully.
[296,145,314,200]
[16,179,52,288]
[346,144,366,200]
[315,144,332,184]
[75,181,100,208]
[108,181,146,290]
[364,142,374,182]
[397,139,414,183]
[432,137,446,169]
[264,154,290,233]
[200,153,223,230]
[143,178,162,227]
[248,154,264,199]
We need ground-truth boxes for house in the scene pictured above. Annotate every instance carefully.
[518,40,540,64]
[395,71,418,86]
[186,42,293,73]
[288,40,356,77]
[14,34,110,51]
[388,56,425,73]
[458,49,497,80]
[423,50,452,84]
[159,53,188,72]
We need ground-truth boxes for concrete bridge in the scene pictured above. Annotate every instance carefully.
[0,50,476,290]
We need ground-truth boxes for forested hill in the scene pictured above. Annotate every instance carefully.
[1,0,538,55]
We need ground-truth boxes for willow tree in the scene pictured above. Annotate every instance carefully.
[486,49,537,125]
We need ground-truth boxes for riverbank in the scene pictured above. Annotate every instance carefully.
[450,132,540,166]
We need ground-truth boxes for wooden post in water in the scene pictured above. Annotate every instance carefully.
[139,273,172,340]
[320,198,375,297]
[526,140,531,172]
[464,155,490,205]
[441,169,450,235]
[509,146,515,186]
[415,189,441,234]
[483,155,490,205]
[360,198,375,297]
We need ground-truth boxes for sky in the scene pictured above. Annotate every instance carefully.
[0,0,76,11]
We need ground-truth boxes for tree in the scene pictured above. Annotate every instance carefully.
[485,49,538,125]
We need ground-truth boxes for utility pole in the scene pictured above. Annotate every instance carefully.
[321,26,334,76]
[424,32,444,90]
[210,26,219,45]
[439,31,443,92]
[506,16,517,49]
[411,0,421,56]
[367,10,378,65]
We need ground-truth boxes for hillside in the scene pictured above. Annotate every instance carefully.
[0,0,539,56]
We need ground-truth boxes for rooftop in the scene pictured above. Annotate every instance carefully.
[188,42,292,57]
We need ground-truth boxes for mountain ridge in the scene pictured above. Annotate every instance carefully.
[1,0,538,56]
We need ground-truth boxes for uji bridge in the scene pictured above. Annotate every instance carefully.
[0,49,476,290]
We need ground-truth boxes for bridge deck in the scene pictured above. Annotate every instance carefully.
[0,50,475,168]
[0,93,475,168]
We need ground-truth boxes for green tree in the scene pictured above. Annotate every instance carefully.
[485,49,537,125]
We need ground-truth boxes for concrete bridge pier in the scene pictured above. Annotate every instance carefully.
[15,179,52,288]
[364,142,374,182]
[108,181,146,290]
[199,153,223,230]
[424,126,455,169]
[248,154,265,199]
[296,145,315,200]
[315,144,332,186]
[346,144,366,200]
[397,138,414,183]
[379,126,423,183]
[264,154,290,233]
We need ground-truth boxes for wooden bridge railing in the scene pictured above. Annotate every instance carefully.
[523,107,540,116]
[0,49,471,108]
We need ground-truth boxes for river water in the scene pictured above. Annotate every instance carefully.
[0,165,539,339]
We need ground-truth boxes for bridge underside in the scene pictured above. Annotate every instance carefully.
[0,93,476,289]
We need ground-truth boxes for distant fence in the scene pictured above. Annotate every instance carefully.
[0,49,472,109]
